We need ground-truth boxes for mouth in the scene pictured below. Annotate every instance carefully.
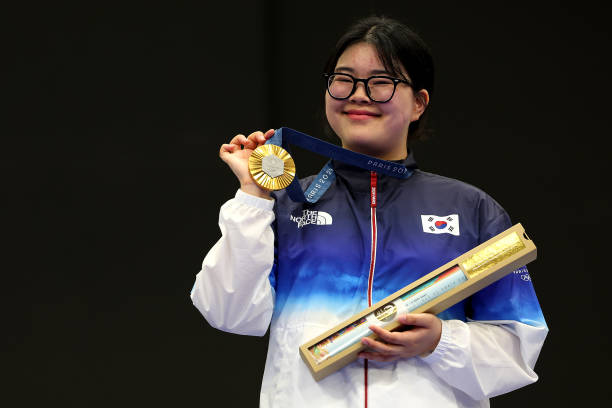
[344,109,381,120]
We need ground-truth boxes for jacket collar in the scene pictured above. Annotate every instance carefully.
[331,150,418,194]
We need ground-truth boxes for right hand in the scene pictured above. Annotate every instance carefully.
[219,129,275,199]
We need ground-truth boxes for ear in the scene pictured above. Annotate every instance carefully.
[411,89,430,121]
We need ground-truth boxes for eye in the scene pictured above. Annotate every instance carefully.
[370,78,394,86]
[332,75,353,83]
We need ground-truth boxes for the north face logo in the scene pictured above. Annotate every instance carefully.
[290,210,333,228]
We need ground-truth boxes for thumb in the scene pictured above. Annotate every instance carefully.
[398,313,432,327]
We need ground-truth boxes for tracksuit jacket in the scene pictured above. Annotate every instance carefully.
[191,153,548,407]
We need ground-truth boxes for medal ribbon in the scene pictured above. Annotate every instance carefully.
[266,127,414,203]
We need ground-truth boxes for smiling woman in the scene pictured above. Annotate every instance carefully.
[325,41,429,160]
[190,15,547,408]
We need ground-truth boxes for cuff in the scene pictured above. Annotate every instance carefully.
[420,319,452,364]
[234,189,275,211]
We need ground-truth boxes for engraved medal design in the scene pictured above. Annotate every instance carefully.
[248,144,296,191]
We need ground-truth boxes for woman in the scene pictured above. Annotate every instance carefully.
[191,16,547,407]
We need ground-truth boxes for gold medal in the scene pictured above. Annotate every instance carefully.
[248,144,296,191]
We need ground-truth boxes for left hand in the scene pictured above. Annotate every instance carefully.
[358,313,442,362]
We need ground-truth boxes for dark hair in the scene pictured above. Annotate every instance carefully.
[323,16,435,143]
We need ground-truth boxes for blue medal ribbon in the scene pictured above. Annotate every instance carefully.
[266,127,414,203]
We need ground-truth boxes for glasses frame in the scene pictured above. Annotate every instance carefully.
[324,72,412,103]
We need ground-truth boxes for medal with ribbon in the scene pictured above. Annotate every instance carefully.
[248,127,414,203]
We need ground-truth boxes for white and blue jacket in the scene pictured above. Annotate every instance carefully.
[191,153,548,407]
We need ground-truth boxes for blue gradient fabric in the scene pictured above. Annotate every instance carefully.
[268,152,546,331]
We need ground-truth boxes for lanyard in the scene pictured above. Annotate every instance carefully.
[263,127,413,203]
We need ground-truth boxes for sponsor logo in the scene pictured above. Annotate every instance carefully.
[290,210,333,228]
[421,214,460,236]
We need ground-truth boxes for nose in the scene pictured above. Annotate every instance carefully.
[349,81,370,103]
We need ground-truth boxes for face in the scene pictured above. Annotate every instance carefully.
[325,42,428,160]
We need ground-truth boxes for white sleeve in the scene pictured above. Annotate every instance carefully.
[190,189,276,336]
[420,319,548,400]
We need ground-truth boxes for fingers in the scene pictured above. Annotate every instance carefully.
[397,313,432,327]
[219,128,276,166]
[368,324,406,345]
[220,135,250,159]
[220,143,238,153]
[356,315,442,361]
[223,129,275,153]
[219,143,238,159]
[398,313,437,328]
[264,128,275,139]
[227,133,259,150]
[229,133,248,147]
[361,335,403,355]
[247,129,276,148]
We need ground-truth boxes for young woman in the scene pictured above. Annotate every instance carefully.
[191,16,547,408]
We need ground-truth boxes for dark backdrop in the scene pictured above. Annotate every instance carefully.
[8,1,611,406]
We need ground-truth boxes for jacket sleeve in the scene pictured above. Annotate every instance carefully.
[420,318,548,400]
[190,189,276,336]
[421,195,548,400]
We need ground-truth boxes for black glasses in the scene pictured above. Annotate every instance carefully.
[324,72,412,103]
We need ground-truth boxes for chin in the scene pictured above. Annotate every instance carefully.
[342,138,386,156]
[339,126,382,146]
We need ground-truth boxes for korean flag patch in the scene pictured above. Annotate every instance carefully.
[421,214,460,236]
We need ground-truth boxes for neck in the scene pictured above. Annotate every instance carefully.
[341,143,407,161]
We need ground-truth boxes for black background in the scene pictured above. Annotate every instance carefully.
[7,1,611,406]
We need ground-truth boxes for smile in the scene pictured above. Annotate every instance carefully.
[344,110,381,120]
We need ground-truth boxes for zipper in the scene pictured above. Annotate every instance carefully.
[365,171,377,408]
[367,171,377,306]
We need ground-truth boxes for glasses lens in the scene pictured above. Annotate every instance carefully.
[368,77,395,102]
[328,74,354,99]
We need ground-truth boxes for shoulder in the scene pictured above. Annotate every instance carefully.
[410,170,512,240]
[413,170,505,211]
[413,169,490,196]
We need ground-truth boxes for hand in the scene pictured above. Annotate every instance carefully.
[219,129,275,199]
[358,313,442,362]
